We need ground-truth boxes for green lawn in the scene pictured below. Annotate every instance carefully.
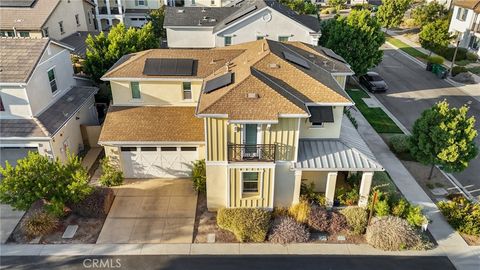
[346,89,403,134]
[385,36,429,62]
[467,66,480,75]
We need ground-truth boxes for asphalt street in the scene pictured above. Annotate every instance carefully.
[372,44,480,197]
[0,255,456,270]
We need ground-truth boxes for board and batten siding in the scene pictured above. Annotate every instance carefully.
[206,118,228,161]
[229,167,274,208]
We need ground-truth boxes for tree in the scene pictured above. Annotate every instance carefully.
[0,152,93,216]
[376,0,412,29]
[328,0,346,12]
[319,10,385,75]
[419,18,453,55]
[410,100,478,179]
[412,1,449,28]
[84,22,158,81]
[149,6,166,38]
[278,0,317,14]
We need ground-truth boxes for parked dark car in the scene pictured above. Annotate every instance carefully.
[359,72,388,92]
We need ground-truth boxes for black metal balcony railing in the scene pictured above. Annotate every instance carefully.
[98,6,123,15]
[227,144,276,162]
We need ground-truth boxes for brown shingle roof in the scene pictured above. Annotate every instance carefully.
[0,0,60,30]
[454,0,480,12]
[0,38,49,83]
[98,106,205,143]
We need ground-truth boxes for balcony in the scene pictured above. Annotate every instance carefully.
[471,23,480,33]
[227,144,276,162]
[98,6,123,15]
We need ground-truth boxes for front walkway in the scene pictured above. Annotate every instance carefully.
[350,107,479,270]
[0,204,24,244]
[96,179,197,244]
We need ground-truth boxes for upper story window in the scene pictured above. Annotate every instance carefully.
[224,36,232,46]
[136,0,147,6]
[242,172,259,194]
[47,68,58,93]
[75,14,80,26]
[58,21,64,34]
[182,82,192,100]
[131,82,141,99]
[308,106,334,128]
[19,31,30,37]
[456,7,468,21]
[278,36,290,42]
[43,27,49,37]
[87,11,92,24]
[192,0,195,4]
[211,0,215,4]
[256,35,265,40]
[0,96,5,112]
[0,31,15,37]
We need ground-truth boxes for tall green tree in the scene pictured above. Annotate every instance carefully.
[376,0,412,29]
[410,100,478,179]
[419,18,453,55]
[327,0,347,12]
[278,0,317,14]
[319,10,385,75]
[412,1,449,28]
[84,22,158,81]
[149,6,166,38]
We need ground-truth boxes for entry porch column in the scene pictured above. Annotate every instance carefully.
[325,172,338,208]
[292,170,302,204]
[358,172,374,207]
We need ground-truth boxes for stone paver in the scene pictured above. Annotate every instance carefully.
[0,204,25,243]
[96,179,197,244]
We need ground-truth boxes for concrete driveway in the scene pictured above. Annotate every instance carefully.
[96,179,197,244]
[0,204,25,243]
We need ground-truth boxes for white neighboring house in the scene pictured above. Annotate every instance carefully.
[0,38,99,167]
[448,0,480,56]
[164,0,321,48]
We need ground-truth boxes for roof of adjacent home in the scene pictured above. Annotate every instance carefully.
[36,86,98,136]
[103,39,354,121]
[164,0,320,32]
[60,31,100,58]
[0,38,73,83]
[0,118,47,138]
[293,117,383,171]
[454,0,480,12]
[98,106,205,143]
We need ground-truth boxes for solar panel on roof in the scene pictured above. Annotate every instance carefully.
[143,58,195,76]
[308,106,334,124]
[321,48,347,64]
[0,0,36,7]
[224,5,257,25]
[204,72,233,93]
[283,51,310,69]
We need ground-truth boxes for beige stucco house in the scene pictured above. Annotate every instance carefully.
[99,39,383,210]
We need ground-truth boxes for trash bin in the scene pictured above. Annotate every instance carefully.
[426,62,433,71]
[437,67,448,79]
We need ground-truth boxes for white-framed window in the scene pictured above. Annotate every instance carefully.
[211,0,215,4]
[47,68,58,93]
[224,36,232,46]
[43,28,49,37]
[130,82,141,99]
[242,171,260,194]
[182,82,192,100]
[278,36,289,42]
[58,21,64,34]
[87,11,92,24]
[256,35,265,40]
[456,7,468,21]
[75,14,80,26]
[136,0,147,6]
[192,0,196,4]
[19,31,30,37]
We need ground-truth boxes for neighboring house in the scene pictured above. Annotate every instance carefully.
[164,0,321,48]
[448,0,480,56]
[99,39,383,211]
[93,0,164,31]
[0,0,97,40]
[0,38,99,167]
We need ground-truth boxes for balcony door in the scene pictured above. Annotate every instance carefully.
[244,124,258,158]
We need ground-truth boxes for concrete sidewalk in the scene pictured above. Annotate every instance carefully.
[0,205,24,244]
[350,107,479,270]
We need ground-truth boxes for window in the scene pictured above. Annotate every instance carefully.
[130,82,141,99]
[182,82,192,100]
[256,35,265,40]
[47,68,57,93]
[224,36,232,46]
[242,172,259,193]
[87,11,92,24]
[121,147,137,151]
[1,31,15,37]
[58,21,64,34]
[43,27,49,37]
[211,0,215,4]
[136,0,146,6]
[462,8,468,21]
[192,0,195,4]
[278,36,289,42]
[180,147,197,151]
[19,31,30,37]
[456,8,468,21]
[161,147,177,151]
[75,14,80,26]
[131,18,138,21]
[140,147,157,151]
[0,96,4,111]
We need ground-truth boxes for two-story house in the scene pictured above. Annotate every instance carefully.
[0,38,99,167]
[99,39,383,210]
[0,0,97,39]
[93,0,164,31]
[163,0,321,48]
[448,0,480,56]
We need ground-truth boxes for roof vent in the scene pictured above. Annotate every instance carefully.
[209,18,217,22]
[323,60,328,66]
[247,93,259,99]
[308,54,315,58]
[66,96,74,102]
[203,16,209,20]
[177,9,184,13]
[268,63,279,69]
[201,7,207,12]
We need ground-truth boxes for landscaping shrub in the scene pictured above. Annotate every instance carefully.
[366,216,427,251]
[406,205,428,228]
[336,187,359,206]
[21,211,59,238]
[269,216,310,244]
[466,52,478,61]
[391,198,410,217]
[308,207,330,232]
[217,208,271,242]
[300,182,326,206]
[427,55,444,65]
[374,199,390,217]
[288,200,311,223]
[434,47,468,61]
[320,7,336,14]
[191,159,206,193]
[340,206,368,235]
[329,211,349,234]
[451,66,468,76]
[99,157,124,187]
[69,187,114,218]
[438,197,480,236]
[389,134,410,154]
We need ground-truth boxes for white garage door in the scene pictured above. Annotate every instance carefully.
[120,146,198,178]
[0,147,38,168]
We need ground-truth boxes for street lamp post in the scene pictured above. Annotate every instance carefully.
[450,35,461,76]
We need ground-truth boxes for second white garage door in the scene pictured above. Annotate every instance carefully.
[120,146,198,178]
